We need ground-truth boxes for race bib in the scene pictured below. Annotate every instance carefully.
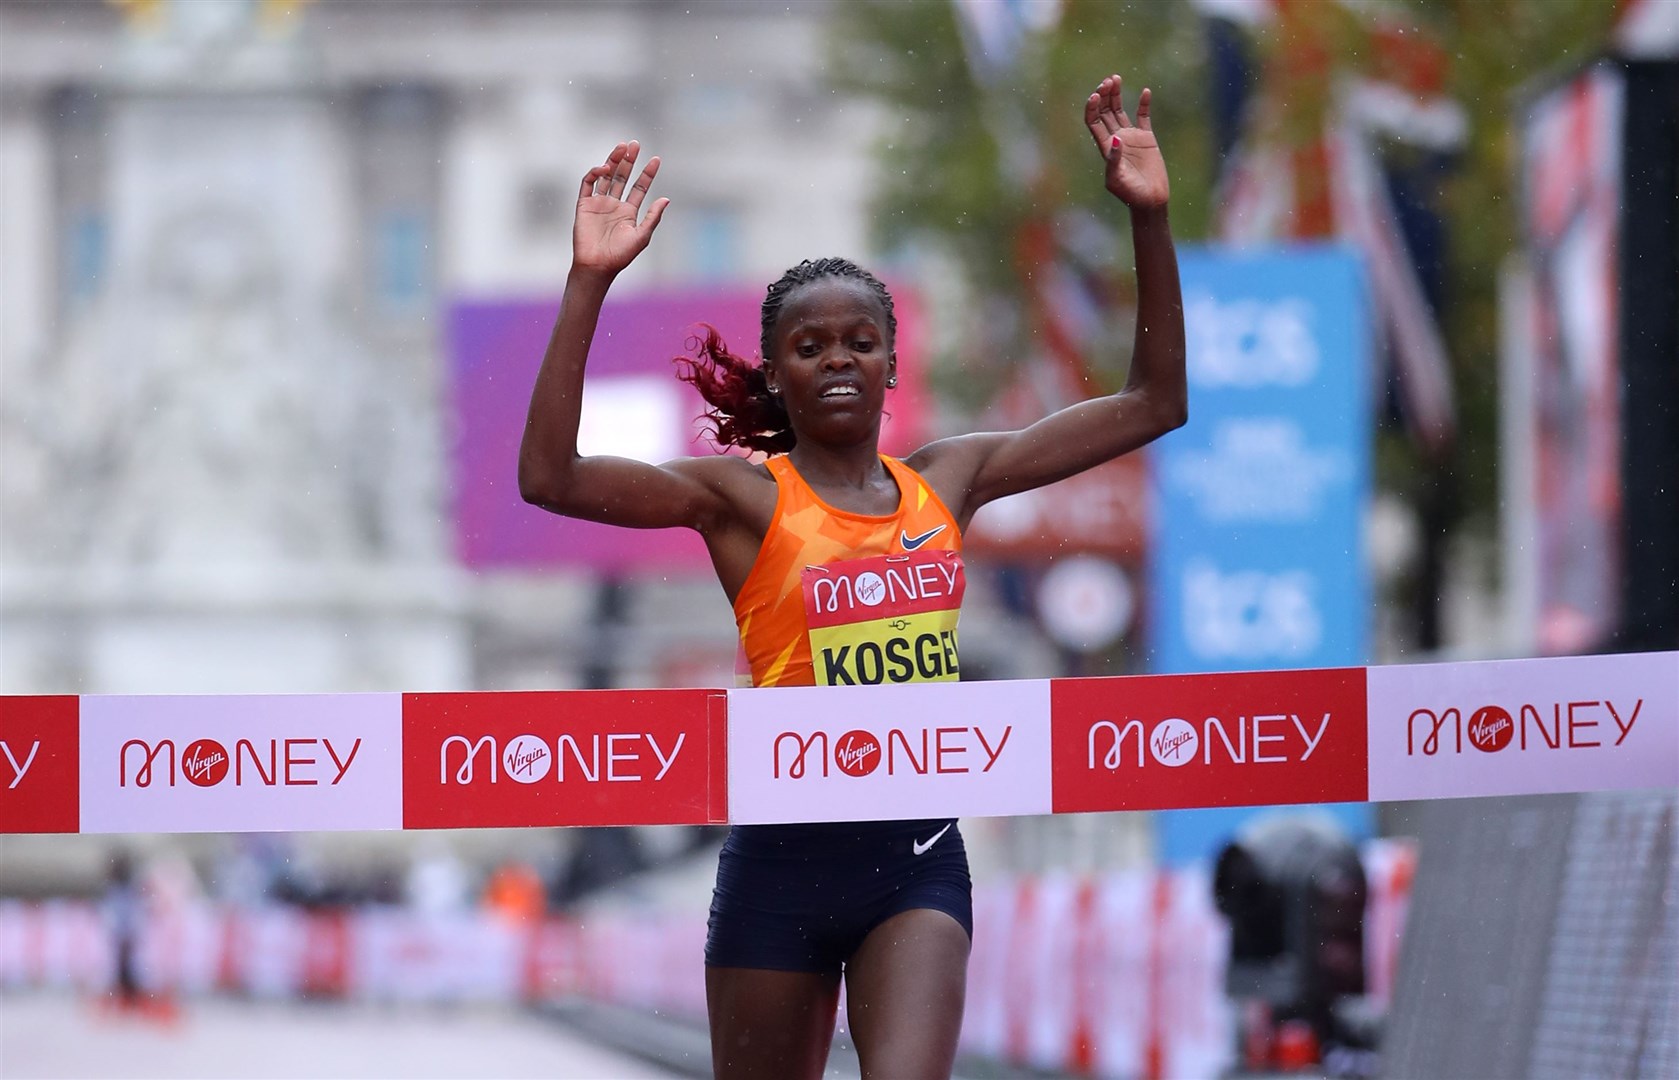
[802,550,965,686]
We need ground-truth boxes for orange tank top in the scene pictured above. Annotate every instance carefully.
[734,455,965,689]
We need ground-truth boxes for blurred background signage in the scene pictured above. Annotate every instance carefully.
[447,289,928,573]
[1508,63,1625,657]
[1149,245,1371,676]
[1148,245,1375,863]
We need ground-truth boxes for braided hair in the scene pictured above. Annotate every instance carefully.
[675,257,897,454]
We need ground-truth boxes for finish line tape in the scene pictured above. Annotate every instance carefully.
[2,652,1674,835]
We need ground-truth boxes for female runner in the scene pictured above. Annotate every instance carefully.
[519,75,1184,1080]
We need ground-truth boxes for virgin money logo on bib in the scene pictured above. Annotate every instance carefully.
[803,551,965,686]
[851,572,888,605]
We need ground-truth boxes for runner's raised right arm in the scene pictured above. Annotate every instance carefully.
[518,141,742,532]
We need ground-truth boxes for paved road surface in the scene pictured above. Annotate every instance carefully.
[0,993,681,1079]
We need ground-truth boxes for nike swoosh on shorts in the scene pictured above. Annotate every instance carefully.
[900,524,947,551]
[912,822,953,855]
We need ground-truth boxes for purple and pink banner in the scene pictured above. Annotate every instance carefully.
[447,287,929,572]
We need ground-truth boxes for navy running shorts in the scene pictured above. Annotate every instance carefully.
[704,819,973,975]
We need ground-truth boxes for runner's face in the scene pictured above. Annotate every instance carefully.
[766,278,897,448]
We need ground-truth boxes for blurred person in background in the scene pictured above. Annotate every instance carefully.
[482,859,546,925]
[211,834,287,910]
[100,849,194,1023]
[404,838,472,916]
[101,851,145,1013]
[518,76,1183,1079]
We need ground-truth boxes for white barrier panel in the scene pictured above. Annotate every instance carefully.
[726,680,1053,824]
[77,694,403,834]
[1366,651,1678,802]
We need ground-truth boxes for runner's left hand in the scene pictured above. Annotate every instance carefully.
[1085,75,1169,210]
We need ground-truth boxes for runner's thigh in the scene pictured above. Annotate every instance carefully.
[706,965,840,1080]
[844,907,971,1080]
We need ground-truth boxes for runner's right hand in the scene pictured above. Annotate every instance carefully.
[573,140,669,276]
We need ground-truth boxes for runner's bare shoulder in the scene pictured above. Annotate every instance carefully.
[664,453,777,527]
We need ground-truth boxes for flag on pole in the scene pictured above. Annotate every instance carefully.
[1615,0,1679,58]
[1201,2,1462,453]
[1329,121,1457,454]
[951,0,1064,84]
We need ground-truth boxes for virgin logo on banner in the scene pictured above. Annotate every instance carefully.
[1366,651,1679,802]
[79,695,403,834]
[0,696,79,833]
[402,689,727,829]
[1050,668,1368,813]
[726,681,1053,825]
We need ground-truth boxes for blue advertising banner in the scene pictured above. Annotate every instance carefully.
[1152,245,1371,674]
[1149,245,1374,861]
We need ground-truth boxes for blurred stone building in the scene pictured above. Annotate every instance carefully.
[0,0,883,698]
[0,0,1142,891]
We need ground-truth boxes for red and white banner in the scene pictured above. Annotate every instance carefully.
[725,680,1052,825]
[77,694,403,834]
[0,695,79,833]
[1051,667,1368,814]
[1,652,1673,835]
[401,689,726,829]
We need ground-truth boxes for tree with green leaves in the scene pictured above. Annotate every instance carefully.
[835,0,1621,652]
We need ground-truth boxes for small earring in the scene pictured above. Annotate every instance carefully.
[768,386,780,395]
[886,376,897,388]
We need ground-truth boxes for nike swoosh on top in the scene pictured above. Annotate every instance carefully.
[912,822,953,856]
[900,524,947,551]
